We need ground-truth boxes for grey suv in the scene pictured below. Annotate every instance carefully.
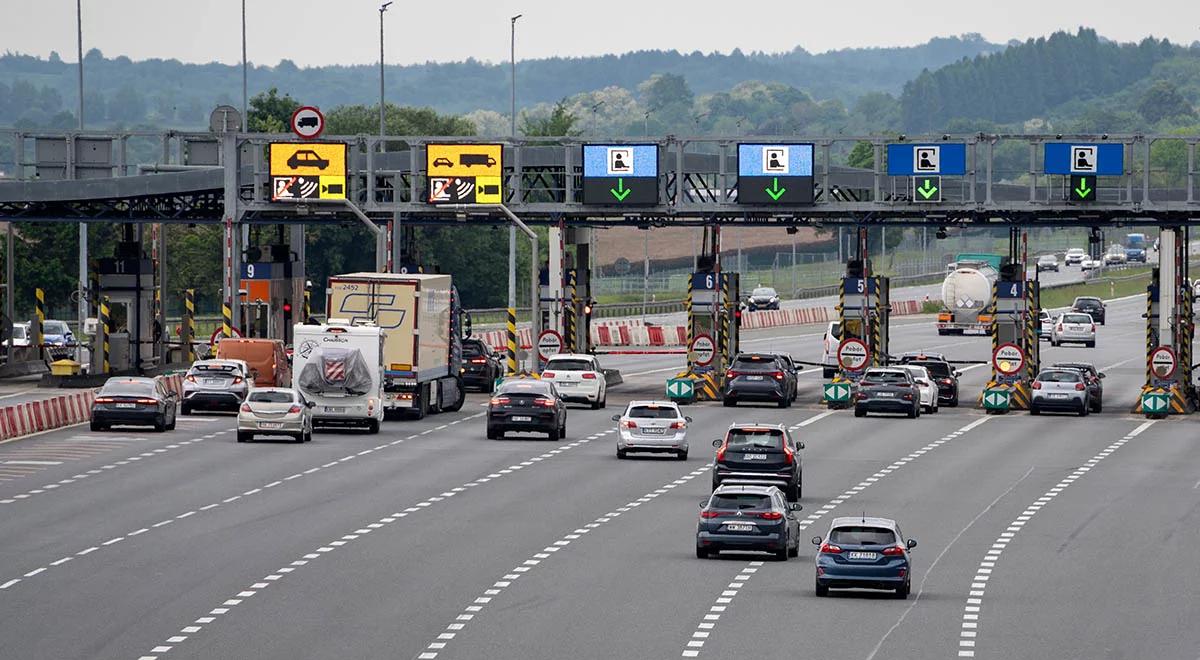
[711,423,804,501]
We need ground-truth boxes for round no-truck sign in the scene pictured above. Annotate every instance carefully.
[290,106,326,139]
[992,342,1025,376]
[690,333,715,366]
[537,329,563,363]
[837,338,869,372]
[1149,345,1177,379]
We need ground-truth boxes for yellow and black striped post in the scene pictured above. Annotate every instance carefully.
[222,303,234,341]
[871,276,883,366]
[183,289,196,364]
[989,279,1000,380]
[1145,286,1155,385]
[564,269,577,353]
[304,289,312,323]
[34,287,45,360]
[718,274,730,371]
[505,307,518,375]
[99,296,111,374]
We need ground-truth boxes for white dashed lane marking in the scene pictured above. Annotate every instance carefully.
[680,416,992,658]
[953,420,1155,658]
[131,428,616,659]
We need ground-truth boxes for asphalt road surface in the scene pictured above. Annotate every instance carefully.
[2,292,1195,660]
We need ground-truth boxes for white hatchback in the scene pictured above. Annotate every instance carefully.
[542,354,607,408]
[899,364,938,413]
[613,400,690,460]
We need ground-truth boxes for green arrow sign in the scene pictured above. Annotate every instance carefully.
[1071,175,1096,202]
[610,178,632,201]
[983,388,1011,410]
[917,178,939,199]
[764,177,787,201]
[823,382,850,402]
[1142,392,1168,413]
[667,378,695,399]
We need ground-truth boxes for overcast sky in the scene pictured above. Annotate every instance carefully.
[3,0,1197,67]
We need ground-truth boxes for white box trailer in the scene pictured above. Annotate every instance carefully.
[326,273,465,418]
[292,322,385,433]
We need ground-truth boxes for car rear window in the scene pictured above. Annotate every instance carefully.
[1039,255,1055,262]
[497,381,552,395]
[829,526,896,546]
[1063,314,1093,324]
[1038,370,1081,383]
[546,359,593,372]
[43,321,70,335]
[101,381,155,397]
[911,361,950,377]
[726,428,784,451]
[864,370,908,384]
[733,355,777,370]
[248,390,295,403]
[710,493,771,510]
[628,405,678,419]
[829,322,841,337]
[190,363,240,376]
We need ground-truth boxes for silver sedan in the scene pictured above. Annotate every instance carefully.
[1050,312,1097,348]
[613,400,690,460]
[237,388,315,443]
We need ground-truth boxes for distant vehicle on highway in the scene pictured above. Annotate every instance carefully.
[542,353,607,409]
[1039,310,1053,340]
[696,485,801,561]
[1051,362,1105,413]
[486,378,567,440]
[286,149,330,170]
[938,254,1000,335]
[723,353,797,408]
[897,353,960,407]
[1030,367,1091,416]
[1125,232,1148,262]
[1036,254,1060,272]
[460,338,502,392]
[91,376,178,432]
[1064,248,1087,265]
[9,322,30,347]
[182,359,251,414]
[854,367,921,418]
[1071,296,1107,324]
[237,387,314,443]
[216,338,291,387]
[1104,244,1127,265]
[711,423,803,501]
[613,400,690,460]
[898,364,938,414]
[745,286,780,311]
[822,321,841,378]
[812,516,917,598]
[1050,312,1097,348]
[1080,256,1101,271]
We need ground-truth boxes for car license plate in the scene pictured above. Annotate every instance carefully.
[848,551,877,560]
[512,415,532,422]
[259,422,282,429]
[642,427,665,435]
[324,406,345,413]
[116,402,136,409]
[743,453,767,460]
[1049,393,1068,399]
[724,523,755,532]
[204,378,223,385]
[878,392,895,397]
[746,375,764,381]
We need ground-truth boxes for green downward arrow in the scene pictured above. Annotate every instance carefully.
[765,177,787,201]
[610,178,632,201]
[1074,180,1092,199]
[917,178,939,199]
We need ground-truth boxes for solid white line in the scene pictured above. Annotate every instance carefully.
[797,410,836,427]
[2,460,63,466]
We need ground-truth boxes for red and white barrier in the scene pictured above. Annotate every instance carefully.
[0,390,97,441]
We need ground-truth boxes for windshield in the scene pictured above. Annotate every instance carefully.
[462,342,485,357]
[910,361,950,377]
[726,428,784,451]
[11,326,26,339]
[248,390,296,403]
[189,363,241,376]
[1038,255,1055,262]
[829,526,896,546]
[100,381,155,397]
[1039,370,1081,383]
[43,321,70,335]
[829,322,841,337]
[905,367,930,381]
[627,405,678,419]
[733,355,778,370]
[497,381,552,396]
[709,493,771,510]
[1074,298,1101,306]
[545,359,593,372]
[751,288,776,297]
[1063,314,1093,324]
[864,370,909,384]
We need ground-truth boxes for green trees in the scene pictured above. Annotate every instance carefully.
[1138,81,1195,124]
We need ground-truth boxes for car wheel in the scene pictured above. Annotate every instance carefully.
[949,395,959,408]
[1030,405,1040,416]
[599,394,607,409]
[723,398,735,407]
[486,426,499,440]
[1079,403,1089,417]
[237,432,251,443]
[778,396,788,409]
[1092,398,1103,413]
[696,547,710,559]
[854,407,866,418]
[89,420,103,432]
[908,406,918,419]
[304,429,313,442]
[788,542,799,558]
[559,421,567,439]
[815,580,829,597]
[895,579,910,599]
[678,449,688,460]
[775,546,789,561]
[617,448,627,459]
[485,378,495,394]
[180,405,191,416]
[932,403,939,414]
[367,419,381,434]
[294,433,305,444]
[153,417,166,433]
[785,481,799,502]
[1086,341,1095,348]
[548,426,560,441]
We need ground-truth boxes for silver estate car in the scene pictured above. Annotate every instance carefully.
[1050,312,1097,348]
[1030,368,1090,416]
[613,400,691,460]
[237,388,315,443]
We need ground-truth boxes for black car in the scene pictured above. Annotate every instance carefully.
[854,367,921,418]
[723,353,797,408]
[696,485,802,561]
[486,379,567,440]
[1052,362,1105,413]
[91,377,178,432]
[898,355,960,407]
[745,287,781,311]
[461,339,502,392]
[1071,296,1106,325]
[711,423,804,501]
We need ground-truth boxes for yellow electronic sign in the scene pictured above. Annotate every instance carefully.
[426,143,503,178]
[269,143,348,201]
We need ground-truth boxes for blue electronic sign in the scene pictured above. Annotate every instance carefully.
[886,143,968,176]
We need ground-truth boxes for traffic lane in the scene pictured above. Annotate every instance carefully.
[130,402,809,660]
[0,401,627,660]
[441,404,990,660]
[952,419,1199,660]
[694,411,1155,660]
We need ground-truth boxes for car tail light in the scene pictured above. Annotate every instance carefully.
[582,373,596,380]
[534,397,557,407]
[1090,323,1096,332]
[782,441,795,465]
[716,441,727,462]
[185,375,196,383]
[669,421,685,429]
[940,378,953,385]
[700,510,722,519]
[758,511,783,520]
[490,396,510,405]
[241,403,252,413]
[854,392,866,401]
[367,398,377,414]
[94,396,115,404]
[620,419,637,429]
[819,543,842,554]
[1056,323,1063,332]
[882,545,906,556]
[136,398,158,405]
[232,376,244,384]
[902,393,913,401]
[470,358,486,364]
[860,380,875,387]
[288,404,303,414]
[1075,382,1086,391]
[541,371,555,378]
[772,371,784,380]
[725,370,740,380]
[1032,380,1042,389]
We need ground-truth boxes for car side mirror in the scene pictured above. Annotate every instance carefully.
[712,439,723,448]
[788,502,802,511]
[699,500,707,508]
[1098,373,1106,379]
[307,401,316,408]
[797,441,805,450]
[906,539,918,549]
[685,416,693,423]
[954,370,962,377]
[811,536,822,546]
[611,415,620,422]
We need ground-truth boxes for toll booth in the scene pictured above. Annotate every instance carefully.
[91,239,158,373]
[240,243,305,344]
[982,262,1038,411]
[683,270,739,399]
[542,227,593,355]
[836,260,890,380]
[1137,227,1194,416]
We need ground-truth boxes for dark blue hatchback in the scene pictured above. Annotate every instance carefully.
[812,517,917,599]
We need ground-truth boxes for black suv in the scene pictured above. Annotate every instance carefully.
[723,353,798,408]
[1071,296,1106,325]
[854,367,921,418]
[461,338,502,392]
[711,423,804,501]
[898,353,960,407]
[1052,362,1105,413]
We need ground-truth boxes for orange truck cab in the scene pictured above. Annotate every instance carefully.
[216,338,291,387]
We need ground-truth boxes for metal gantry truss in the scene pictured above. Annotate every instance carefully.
[0,130,1198,226]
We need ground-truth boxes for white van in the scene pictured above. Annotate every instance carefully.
[822,321,841,378]
[292,322,385,433]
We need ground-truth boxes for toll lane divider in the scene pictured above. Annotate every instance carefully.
[0,374,183,444]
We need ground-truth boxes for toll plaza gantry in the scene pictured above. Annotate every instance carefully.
[0,124,1198,407]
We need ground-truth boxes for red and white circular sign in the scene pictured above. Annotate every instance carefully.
[209,325,243,347]
[537,329,564,363]
[1149,345,1177,379]
[290,106,326,139]
[689,333,716,366]
[992,342,1025,376]
[837,338,869,371]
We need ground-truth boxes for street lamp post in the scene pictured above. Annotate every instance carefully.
[241,0,248,122]
[508,13,522,370]
[589,101,605,136]
[510,14,522,137]
[379,2,393,141]
[76,0,87,361]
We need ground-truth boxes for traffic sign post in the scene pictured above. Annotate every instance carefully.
[1141,390,1169,415]
[536,329,564,365]
[268,142,348,202]
[992,343,1025,377]
[983,387,1012,413]
[837,338,869,373]
[666,377,695,403]
[290,106,326,139]
[1149,346,1177,381]
[426,143,504,204]
[689,333,716,367]
[736,143,815,205]
[823,382,851,405]
[581,144,659,205]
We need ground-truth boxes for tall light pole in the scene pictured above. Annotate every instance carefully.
[510,14,522,137]
[589,101,604,136]
[508,13,522,368]
[76,0,87,358]
[379,2,392,140]
[241,0,248,122]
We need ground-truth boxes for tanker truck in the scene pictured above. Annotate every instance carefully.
[936,254,1001,335]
